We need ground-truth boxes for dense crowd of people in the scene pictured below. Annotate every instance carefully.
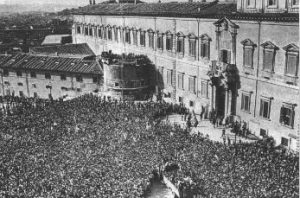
[0,94,298,197]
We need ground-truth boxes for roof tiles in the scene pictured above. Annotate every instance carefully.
[0,53,102,75]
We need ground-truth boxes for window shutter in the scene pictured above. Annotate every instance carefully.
[279,107,283,124]
[263,50,274,71]
[205,43,209,58]
[200,43,204,57]
[286,54,297,76]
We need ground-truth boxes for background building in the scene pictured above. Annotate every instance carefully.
[71,0,299,149]
[0,53,102,100]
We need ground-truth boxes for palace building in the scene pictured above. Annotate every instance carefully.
[71,0,298,149]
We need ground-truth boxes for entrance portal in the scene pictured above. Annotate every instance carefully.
[215,86,225,117]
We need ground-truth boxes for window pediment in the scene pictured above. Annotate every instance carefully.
[241,39,257,47]
[214,17,239,30]
[200,34,211,41]
[188,33,197,39]
[147,28,154,33]
[283,43,299,52]
[261,41,279,50]
[165,30,172,35]
[176,31,185,37]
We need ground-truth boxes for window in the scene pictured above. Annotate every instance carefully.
[189,101,194,107]
[281,137,289,146]
[280,104,295,128]
[17,82,23,86]
[259,98,271,119]
[77,26,81,34]
[201,80,208,98]
[19,91,24,97]
[34,92,38,98]
[241,93,251,112]
[178,73,184,90]
[98,27,103,39]
[32,84,37,88]
[263,49,275,72]
[61,74,66,81]
[189,39,196,57]
[140,31,145,46]
[115,82,119,87]
[177,35,184,54]
[93,76,98,83]
[89,27,93,36]
[166,33,173,51]
[16,71,22,77]
[125,30,131,44]
[3,69,9,76]
[148,31,154,49]
[178,97,183,103]
[4,81,10,85]
[133,30,138,45]
[188,76,196,93]
[247,0,255,7]
[241,39,256,68]
[292,0,299,6]
[30,71,36,78]
[260,129,267,137]
[267,0,276,6]
[200,34,211,59]
[157,33,163,50]
[167,70,173,85]
[108,28,112,40]
[45,73,51,79]
[77,88,81,92]
[283,44,299,77]
[114,27,118,41]
[103,27,107,39]
[259,41,275,74]
[76,75,83,82]
[84,26,88,35]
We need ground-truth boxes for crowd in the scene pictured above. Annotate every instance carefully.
[0,94,298,198]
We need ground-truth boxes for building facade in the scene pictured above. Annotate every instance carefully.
[0,54,102,100]
[72,1,299,149]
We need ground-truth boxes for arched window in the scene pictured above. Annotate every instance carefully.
[176,32,185,55]
[148,29,154,49]
[165,31,173,51]
[188,33,197,58]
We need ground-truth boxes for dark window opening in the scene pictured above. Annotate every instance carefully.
[45,73,51,79]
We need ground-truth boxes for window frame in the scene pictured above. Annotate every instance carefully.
[200,34,211,59]
[167,69,173,86]
[16,70,22,77]
[76,75,83,82]
[200,80,209,98]
[177,37,184,54]
[166,32,173,51]
[107,27,112,40]
[177,72,184,90]
[140,30,146,47]
[241,92,251,113]
[148,30,154,49]
[45,73,51,79]
[188,76,196,94]
[3,69,9,77]
[189,38,197,58]
[267,0,277,8]
[30,71,36,78]
[157,33,164,50]
[279,103,295,128]
[60,74,66,81]
[259,97,272,120]
[133,29,138,46]
[292,0,299,7]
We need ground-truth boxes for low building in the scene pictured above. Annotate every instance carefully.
[0,53,102,100]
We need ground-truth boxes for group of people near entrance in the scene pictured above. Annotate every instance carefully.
[0,94,298,198]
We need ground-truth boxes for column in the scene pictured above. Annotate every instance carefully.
[231,32,237,65]
[224,87,229,117]
[228,90,232,116]
[209,84,215,111]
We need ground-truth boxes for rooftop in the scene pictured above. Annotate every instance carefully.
[41,34,72,46]
[0,53,102,75]
[29,43,95,58]
[71,2,299,22]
